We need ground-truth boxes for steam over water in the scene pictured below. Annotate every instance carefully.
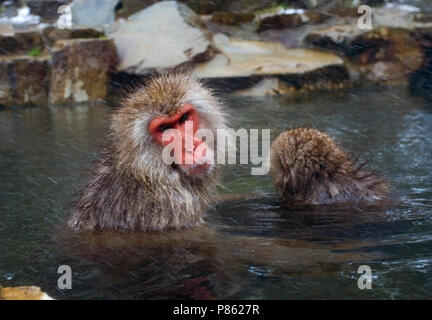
[0,86,431,299]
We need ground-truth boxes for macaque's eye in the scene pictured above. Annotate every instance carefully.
[179,112,189,124]
[158,124,172,132]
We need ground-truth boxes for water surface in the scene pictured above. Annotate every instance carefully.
[0,87,431,299]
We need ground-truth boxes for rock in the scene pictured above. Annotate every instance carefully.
[178,0,224,14]
[49,38,118,105]
[0,30,45,55]
[183,0,292,15]
[116,0,224,18]
[0,54,50,107]
[109,1,213,73]
[372,4,422,29]
[303,11,330,24]
[234,77,284,96]
[193,33,348,94]
[278,64,349,89]
[305,21,425,84]
[0,284,53,300]
[115,1,316,17]
[306,23,425,84]
[326,6,358,17]
[211,12,255,26]
[413,13,432,24]
[256,8,330,32]
[71,0,120,28]
[305,24,366,55]
[352,27,425,84]
[300,0,327,8]
[228,1,304,13]
[307,3,432,51]
[257,12,305,32]
[234,66,350,96]
[0,23,13,36]
[114,0,159,18]
[363,0,385,5]
[409,27,432,97]
[0,0,18,18]
[27,0,70,23]
[4,6,41,30]
[194,33,344,77]
[42,25,105,47]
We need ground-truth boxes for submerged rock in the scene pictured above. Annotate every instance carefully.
[0,55,50,107]
[109,1,213,73]
[0,284,53,300]
[49,38,118,105]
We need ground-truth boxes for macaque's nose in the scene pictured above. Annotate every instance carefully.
[183,135,200,152]
[193,137,204,151]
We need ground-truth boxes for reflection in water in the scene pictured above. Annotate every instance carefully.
[0,87,431,299]
[55,221,381,299]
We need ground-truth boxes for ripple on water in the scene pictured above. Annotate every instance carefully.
[0,87,431,299]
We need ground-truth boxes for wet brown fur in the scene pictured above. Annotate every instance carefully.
[270,128,389,205]
[68,73,228,232]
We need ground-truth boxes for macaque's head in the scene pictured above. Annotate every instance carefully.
[270,128,351,198]
[111,73,227,182]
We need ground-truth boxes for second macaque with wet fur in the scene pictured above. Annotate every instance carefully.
[270,128,389,206]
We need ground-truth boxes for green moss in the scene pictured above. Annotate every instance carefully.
[28,48,42,57]
[98,35,107,39]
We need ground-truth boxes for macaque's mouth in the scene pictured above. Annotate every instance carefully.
[180,162,214,176]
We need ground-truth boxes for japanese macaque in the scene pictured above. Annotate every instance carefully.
[270,128,389,206]
[68,73,228,232]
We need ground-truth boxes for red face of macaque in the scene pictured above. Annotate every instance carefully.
[149,104,214,176]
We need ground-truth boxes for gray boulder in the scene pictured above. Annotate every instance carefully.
[71,0,120,28]
[108,1,213,73]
